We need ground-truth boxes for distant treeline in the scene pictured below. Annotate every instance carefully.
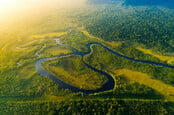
[124,0,174,6]
[87,0,122,4]
[88,0,174,8]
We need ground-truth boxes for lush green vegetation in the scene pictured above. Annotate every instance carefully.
[1,0,174,114]
[89,75,163,99]
[124,0,174,7]
[82,5,174,53]
[0,5,78,112]
[1,99,173,114]
[84,45,174,88]
[43,55,108,90]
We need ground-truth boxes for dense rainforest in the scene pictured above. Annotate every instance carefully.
[83,2,174,53]
[1,0,174,114]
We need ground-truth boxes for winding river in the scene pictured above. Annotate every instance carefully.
[36,38,115,94]
[36,38,174,94]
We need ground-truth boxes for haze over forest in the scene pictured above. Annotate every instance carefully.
[0,0,87,24]
[1,0,174,114]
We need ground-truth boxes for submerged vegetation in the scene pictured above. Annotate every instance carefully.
[1,0,174,114]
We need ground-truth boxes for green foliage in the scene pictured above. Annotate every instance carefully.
[43,55,108,90]
[82,5,174,53]
[84,45,174,85]
[0,99,170,114]
[1,2,174,114]
[114,76,163,99]
[60,30,96,52]
[89,75,163,99]
[0,66,72,101]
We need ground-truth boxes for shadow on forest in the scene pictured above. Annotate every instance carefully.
[88,0,174,8]
[124,0,174,8]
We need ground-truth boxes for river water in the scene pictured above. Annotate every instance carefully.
[36,38,174,94]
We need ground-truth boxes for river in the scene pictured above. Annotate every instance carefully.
[36,38,174,94]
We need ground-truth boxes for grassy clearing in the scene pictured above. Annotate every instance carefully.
[20,32,68,48]
[0,31,69,68]
[27,32,68,41]
[41,46,71,57]
[114,69,174,100]
[59,30,121,53]
[137,47,174,65]
[81,30,121,47]
[43,55,108,90]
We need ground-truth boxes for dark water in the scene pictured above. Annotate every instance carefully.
[36,55,114,94]
[35,40,115,94]
[36,40,174,94]
[86,42,174,69]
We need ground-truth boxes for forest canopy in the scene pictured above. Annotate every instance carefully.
[88,0,174,8]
